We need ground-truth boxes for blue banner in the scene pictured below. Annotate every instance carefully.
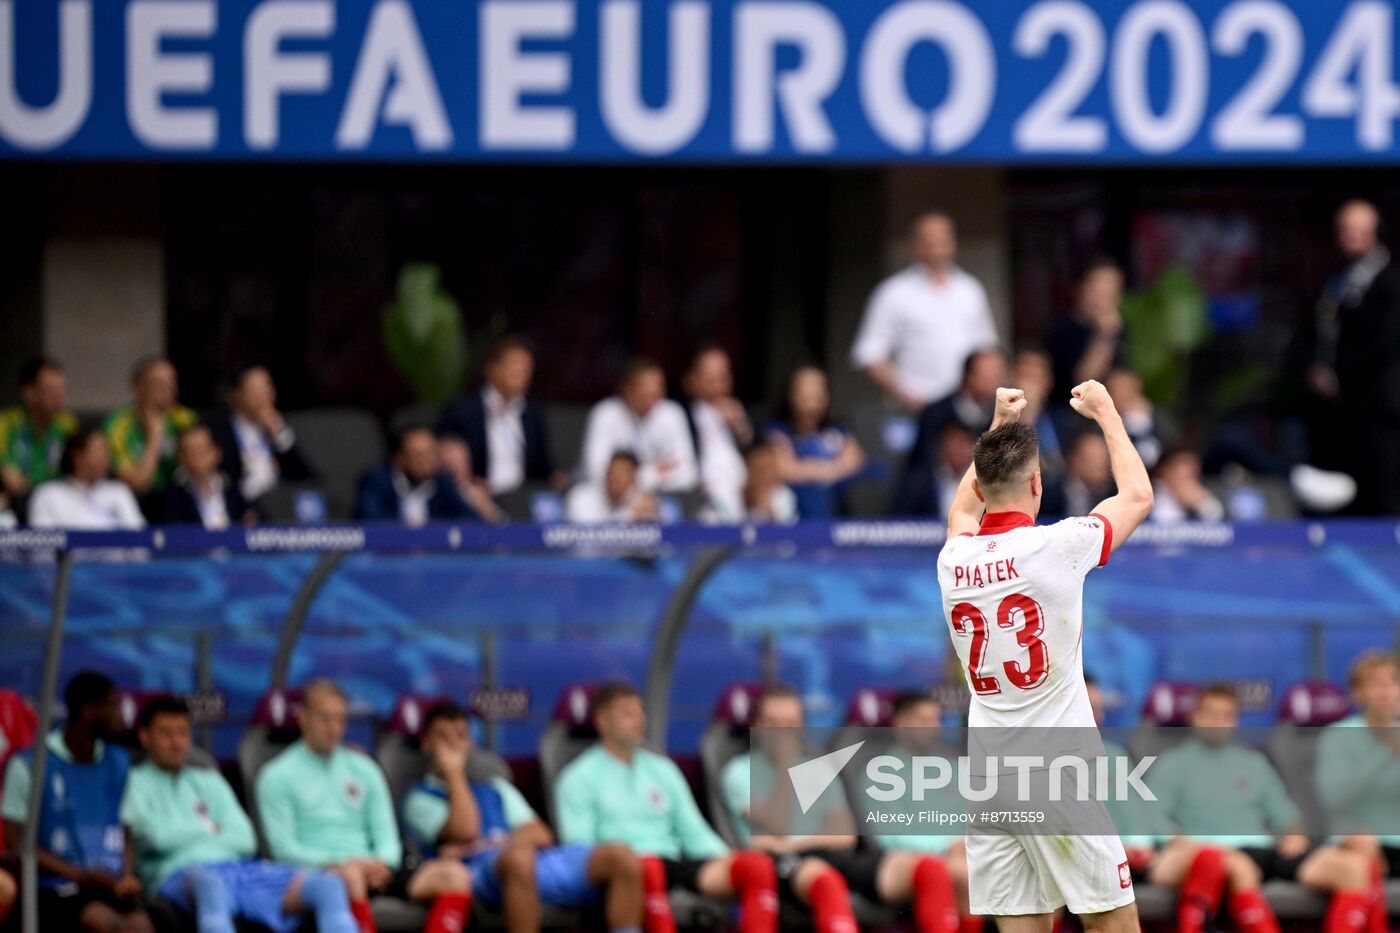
[7,0,1400,162]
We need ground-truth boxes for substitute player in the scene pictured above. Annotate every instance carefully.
[938,380,1154,933]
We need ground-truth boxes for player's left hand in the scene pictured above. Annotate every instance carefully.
[1278,833,1309,858]
[993,387,1028,427]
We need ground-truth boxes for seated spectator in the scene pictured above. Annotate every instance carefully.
[1146,683,1371,933]
[742,444,796,524]
[122,695,357,933]
[767,367,865,519]
[683,345,752,520]
[555,683,779,933]
[1012,347,1063,475]
[28,429,146,529]
[892,349,1003,515]
[928,423,977,524]
[1086,676,1168,883]
[104,356,198,501]
[403,702,644,931]
[1318,650,1400,932]
[566,452,659,524]
[255,679,472,933]
[209,365,316,506]
[1049,258,1129,403]
[1,671,154,933]
[0,356,77,503]
[1043,431,1113,517]
[1105,368,1163,468]
[164,425,251,529]
[437,436,505,524]
[582,359,697,493]
[354,425,475,525]
[437,335,556,494]
[1151,448,1225,523]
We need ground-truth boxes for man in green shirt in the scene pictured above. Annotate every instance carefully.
[0,356,76,499]
[103,356,198,498]
[255,679,471,933]
[1145,683,1371,933]
[555,683,778,933]
[121,695,357,933]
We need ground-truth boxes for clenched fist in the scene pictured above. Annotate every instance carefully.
[1069,380,1118,422]
[993,387,1028,427]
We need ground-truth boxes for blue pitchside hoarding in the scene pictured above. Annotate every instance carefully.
[4,0,1400,162]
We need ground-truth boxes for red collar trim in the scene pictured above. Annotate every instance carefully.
[977,511,1036,535]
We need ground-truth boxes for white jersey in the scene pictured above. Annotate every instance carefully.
[936,510,1112,730]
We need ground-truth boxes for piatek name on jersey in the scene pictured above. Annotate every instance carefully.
[951,558,1019,589]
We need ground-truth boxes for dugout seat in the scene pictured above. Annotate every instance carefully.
[698,682,766,848]
[1266,681,1352,836]
[1128,681,1199,762]
[237,688,306,856]
[284,408,385,520]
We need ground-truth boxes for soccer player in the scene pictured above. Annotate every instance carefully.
[0,671,154,933]
[1149,684,1372,933]
[554,683,779,933]
[121,695,357,933]
[403,701,643,932]
[255,679,471,933]
[938,379,1154,933]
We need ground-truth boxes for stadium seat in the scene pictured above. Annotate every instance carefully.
[284,408,386,520]
[1128,681,1199,762]
[237,688,306,855]
[698,682,766,848]
[1266,681,1352,836]
[537,683,602,828]
[541,403,589,481]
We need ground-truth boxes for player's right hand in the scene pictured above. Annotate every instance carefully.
[1069,380,1115,421]
[993,387,1027,426]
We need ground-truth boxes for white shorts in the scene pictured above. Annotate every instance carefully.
[967,831,1136,916]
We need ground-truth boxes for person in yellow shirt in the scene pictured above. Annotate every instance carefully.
[104,357,198,498]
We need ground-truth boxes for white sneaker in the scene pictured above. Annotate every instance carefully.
[1290,464,1357,512]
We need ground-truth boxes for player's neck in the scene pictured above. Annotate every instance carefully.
[982,499,1036,519]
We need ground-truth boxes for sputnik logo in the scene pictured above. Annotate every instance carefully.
[786,742,865,814]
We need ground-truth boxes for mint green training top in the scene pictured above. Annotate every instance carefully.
[1316,715,1400,846]
[120,761,257,889]
[255,741,402,869]
[1102,739,1169,849]
[720,751,850,847]
[555,744,728,860]
[1148,737,1301,848]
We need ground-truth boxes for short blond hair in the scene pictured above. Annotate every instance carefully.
[1348,651,1399,690]
[303,678,347,708]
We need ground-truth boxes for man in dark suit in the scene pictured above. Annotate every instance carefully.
[164,425,250,528]
[354,425,476,524]
[208,365,316,507]
[891,348,1005,515]
[437,335,553,494]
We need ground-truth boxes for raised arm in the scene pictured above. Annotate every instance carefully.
[946,388,1026,538]
[1070,380,1154,552]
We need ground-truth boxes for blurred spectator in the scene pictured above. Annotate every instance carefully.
[582,358,697,493]
[2,671,154,933]
[1012,347,1063,474]
[122,695,358,933]
[164,425,251,529]
[1105,368,1162,469]
[768,367,866,519]
[210,365,316,506]
[1049,258,1128,403]
[28,429,145,530]
[437,435,506,524]
[255,679,471,932]
[566,451,659,523]
[0,356,76,501]
[0,867,11,928]
[437,335,556,494]
[354,425,475,525]
[742,444,796,524]
[891,349,1004,515]
[852,210,999,411]
[1044,431,1112,517]
[105,356,198,499]
[1151,448,1225,524]
[930,423,977,519]
[683,344,752,520]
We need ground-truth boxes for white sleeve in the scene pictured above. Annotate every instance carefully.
[1047,515,1113,577]
[566,485,605,523]
[27,486,56,527]
[581,401,620,484]
[114,487,146,529]
[659,403,698,491]
[970,280,999,346]
[850,281,899,370]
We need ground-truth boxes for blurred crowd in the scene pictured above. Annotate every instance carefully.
[2,200,1395,531]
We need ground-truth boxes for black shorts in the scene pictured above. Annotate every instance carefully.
[660,857,711,893]
[1382,847,1400,878]
[775,848,885,902]
[1241,847,1308,882]
[38,883,142,929]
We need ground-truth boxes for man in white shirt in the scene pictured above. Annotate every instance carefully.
[211,366,315,505]
[581,359,698,493]
[29,429,146,530]
[566,452,659,523]
[683,345,752,520]
[851,211,999,411]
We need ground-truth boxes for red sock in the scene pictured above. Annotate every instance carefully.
[641,856,677,933]
[1179,847,1228,933]
[808,867,857,933]
[1229,889,1282,933]
[913,856,960,933]
[425,891,471,933]
[1328,892,1373,933]
[729,851,778,933]
[960,915,985,933]
[1370,858,1388,933]
[350,898,378,933]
